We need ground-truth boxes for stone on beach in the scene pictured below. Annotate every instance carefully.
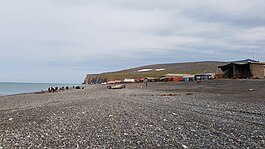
[0,80,264,148]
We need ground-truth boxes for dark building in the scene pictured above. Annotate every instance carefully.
[218,61,265,79]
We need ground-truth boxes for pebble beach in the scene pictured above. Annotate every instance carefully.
[0,80,264,148]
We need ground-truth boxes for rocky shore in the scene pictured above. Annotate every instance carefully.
[0,80,264,148]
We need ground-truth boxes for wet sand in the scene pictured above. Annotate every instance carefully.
[0,80,264,148]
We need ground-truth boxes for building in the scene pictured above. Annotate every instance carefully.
[107,80,123,84]
[183,74,195,82]
[165,74,188,82]
[123,79,135,83]
[134,78,145,83]
[194,73,215,80]
[218,62,265,79]
[144,77,160,82]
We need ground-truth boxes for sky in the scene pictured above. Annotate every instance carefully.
[0,0,265,83]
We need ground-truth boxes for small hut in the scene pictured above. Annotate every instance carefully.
[165,74,188,82]
[183,74,195,82]
[194,73,215,80]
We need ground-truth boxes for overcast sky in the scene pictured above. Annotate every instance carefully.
[0,0,265,83]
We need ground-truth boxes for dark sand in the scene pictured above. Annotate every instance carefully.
[0,79,264,148]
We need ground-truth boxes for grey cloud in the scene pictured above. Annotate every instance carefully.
[177,0,265,28]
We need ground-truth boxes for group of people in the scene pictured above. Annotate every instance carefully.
[48,86,84,93]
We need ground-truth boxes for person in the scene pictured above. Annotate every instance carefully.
[144,79,148,86]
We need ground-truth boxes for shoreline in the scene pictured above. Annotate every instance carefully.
[0,80,264,148]
[0,83,86,97]
[1,79,264,96]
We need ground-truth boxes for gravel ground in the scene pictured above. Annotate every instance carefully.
[0,80,264,148]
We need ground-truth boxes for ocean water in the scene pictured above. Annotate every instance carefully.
[0,82,80,96]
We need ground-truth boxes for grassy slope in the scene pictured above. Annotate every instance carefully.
[98,61,228,80]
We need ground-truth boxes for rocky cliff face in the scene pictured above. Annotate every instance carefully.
[83,74,107,84]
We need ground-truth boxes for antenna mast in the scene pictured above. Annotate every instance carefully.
[252,49,255,60]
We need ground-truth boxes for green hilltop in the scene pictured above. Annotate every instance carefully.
[84,61,227,83]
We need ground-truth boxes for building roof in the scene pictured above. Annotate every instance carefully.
[165,74,189,77]
[183,75,195,78]
[233,59,258,63]
[218,61,265,69]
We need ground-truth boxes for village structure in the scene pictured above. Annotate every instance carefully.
[84,60,265,85]
[218,61,265,79]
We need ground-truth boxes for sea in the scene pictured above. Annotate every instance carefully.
[0,82,80,96]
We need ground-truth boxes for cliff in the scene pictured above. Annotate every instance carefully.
[84,74,107,84]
